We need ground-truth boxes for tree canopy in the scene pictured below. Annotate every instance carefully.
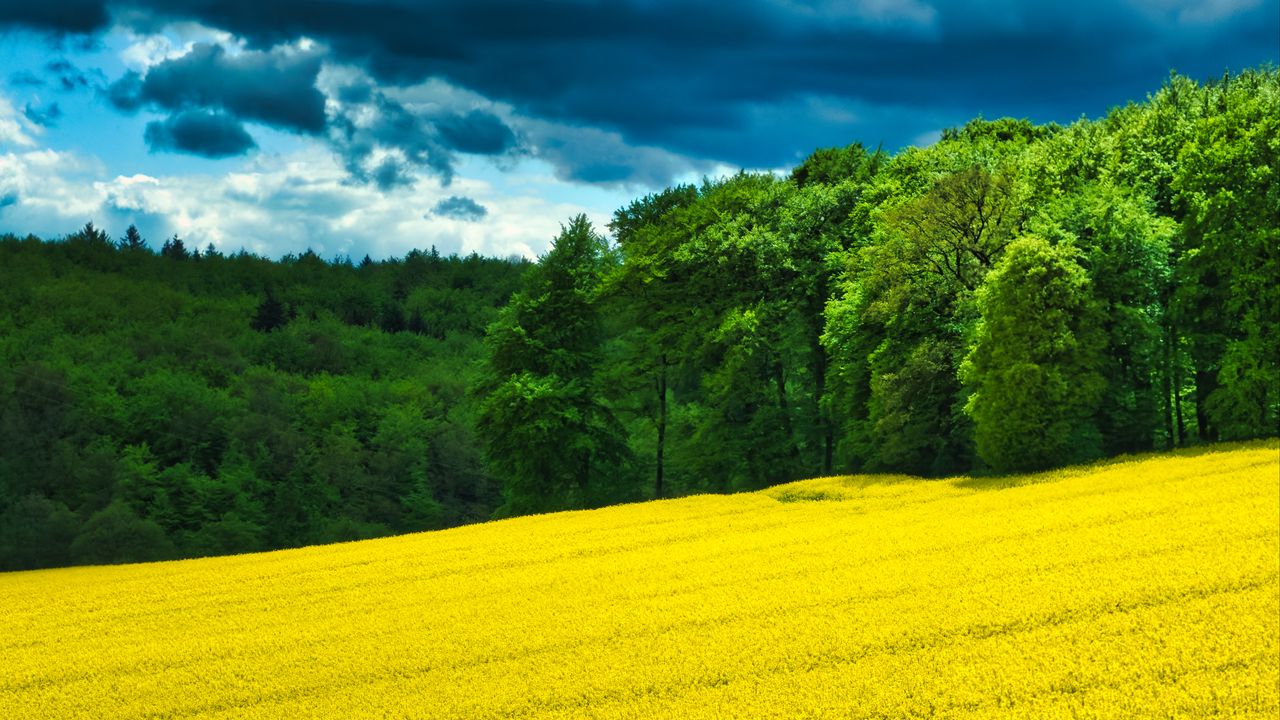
[2,67,1275,570]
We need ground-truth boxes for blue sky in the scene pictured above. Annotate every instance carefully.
[0,0,1275,259]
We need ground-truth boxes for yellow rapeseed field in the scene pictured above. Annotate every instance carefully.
[1,441,1277,718]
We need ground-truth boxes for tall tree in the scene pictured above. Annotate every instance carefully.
[608,184,700,498]
[477,216,634,515]
[1172,69,1280,440]
[963,237,1106,472]
[120,224,146,251]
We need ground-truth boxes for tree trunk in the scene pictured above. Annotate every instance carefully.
[578,449,591,508]
[1194,367,1217,442]
[813,342,833,474]
[1174,370,1187,446]
[1163,322,1177,448]
[807,292,833,475]
[774,361,801,462]
[655,358,667,499]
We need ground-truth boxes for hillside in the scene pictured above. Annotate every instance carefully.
[2,441,1276,718]
[3,69,1277,571]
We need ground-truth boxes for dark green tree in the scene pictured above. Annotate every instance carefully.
[160,234,188,260]
[963,237,1106,472]
[69,500,175,565]
[120,224,147,251]
[477,215,634,515]
[1172,69,1279,440]
[251,290,288,332]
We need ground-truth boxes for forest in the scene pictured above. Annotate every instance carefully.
[1,68,1276,570]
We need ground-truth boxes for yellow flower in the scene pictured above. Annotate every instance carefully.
[1,441,1276,718]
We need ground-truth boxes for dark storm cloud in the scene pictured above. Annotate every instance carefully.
[22,101,61,127]
[430,196,488,221]
[0,1,109,34]
[106,70,144,111]
[8,0,1276,175]
[94,0,1278,156]
[324,80,522,188]
[328,91,456,189]
[108,42,326,134]
[144,109,257,158]
[437,109,516,155]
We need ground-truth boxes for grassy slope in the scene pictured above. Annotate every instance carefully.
[1,441,1277,719]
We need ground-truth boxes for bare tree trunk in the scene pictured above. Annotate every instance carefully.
[655,358,667,499]
[774,361,801,462]
[1194,368,1216,442]
[1163,322,1176,448]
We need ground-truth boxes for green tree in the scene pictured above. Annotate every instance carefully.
[1172,69,1280,440]
[0,494,77,570]
[69,500,175,565]
[477,216,633,515]
[120,224,147,251]
[963,237,1106,472]
[607,184,701,498]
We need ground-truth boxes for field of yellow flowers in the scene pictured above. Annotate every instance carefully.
[1,441,1277,718]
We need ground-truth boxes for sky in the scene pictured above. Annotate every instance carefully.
[0,1,1275,260]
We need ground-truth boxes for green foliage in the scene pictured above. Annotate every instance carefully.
[1171,69,1279,440]
[69,500,175,565]
[964,237,1107,472]
[0,495,78,570]
[477,217,636,516]
[3,67,1275,570]
[0,231,524,569]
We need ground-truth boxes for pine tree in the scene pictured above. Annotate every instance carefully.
[120,224,146,251]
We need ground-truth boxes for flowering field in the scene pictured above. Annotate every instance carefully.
[1,441,1277,719]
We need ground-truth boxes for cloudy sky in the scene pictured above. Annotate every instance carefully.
[0,1,1275,259]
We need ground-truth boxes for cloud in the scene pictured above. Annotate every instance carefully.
[0,143,617,260]
[321,75,520,189]
[0,96,37,147]
[521,119,709,187]
[430,195,487,221]
[5,0,1277,183]
[45,59,104,92]
[107,41,326,134]
[0,1,109,34]
[84,0,1272,162]
[22,101,61,127]
[8,71,45,87]
[144,109,257,158]
[436,109,517,155]
[326,90,456,189]
[104,70,145,110]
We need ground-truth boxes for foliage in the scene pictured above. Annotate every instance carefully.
[1,67,1276,569]
[476,216,636,515]
[963,237,1106,472]
[0,232,527,569]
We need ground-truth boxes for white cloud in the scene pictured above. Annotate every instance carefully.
[0,142,627,260]
[115,23,246,71]
[0,96,37,148]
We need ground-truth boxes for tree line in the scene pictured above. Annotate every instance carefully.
[0,232,528,569]
[1,68,1275,569]
[476,67,1277,513]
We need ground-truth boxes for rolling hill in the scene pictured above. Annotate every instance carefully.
[2,441,1277,718]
